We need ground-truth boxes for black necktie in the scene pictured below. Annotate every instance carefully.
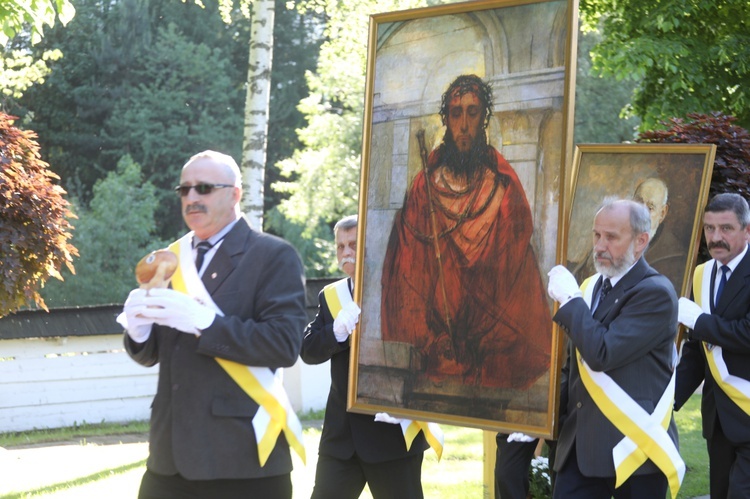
[716,265,730,303]
[195,241,213,272]
[598,277,612,309]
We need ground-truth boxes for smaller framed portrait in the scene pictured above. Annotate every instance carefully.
[564,143,717,298]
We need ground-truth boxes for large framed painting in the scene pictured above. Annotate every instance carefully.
[564,143,716,299]
[350,0,579,437]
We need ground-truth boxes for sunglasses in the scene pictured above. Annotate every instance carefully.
[174,183,234,197]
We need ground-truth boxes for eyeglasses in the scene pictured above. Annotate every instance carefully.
[174,183,235,197]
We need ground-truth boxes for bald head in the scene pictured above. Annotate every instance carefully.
[633,178,668,238]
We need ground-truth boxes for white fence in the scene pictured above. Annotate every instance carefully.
[0,333,330,433]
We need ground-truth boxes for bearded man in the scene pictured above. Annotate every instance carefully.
[381,74,551,390]
[548,199,681,499]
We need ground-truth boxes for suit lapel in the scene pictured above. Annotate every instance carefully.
[201,217,251,295]
[716,247,750,315]
[593,257,650,321]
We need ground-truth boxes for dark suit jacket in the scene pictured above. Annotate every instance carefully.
[301,278,428,463]
[554,257,679,477]
[125,217,307,480]
[675,247,750,443]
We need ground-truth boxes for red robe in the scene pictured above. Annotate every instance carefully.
[381,148,551,389]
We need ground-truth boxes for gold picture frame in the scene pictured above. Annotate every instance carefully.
[564,143,717,300]
[350,0,578,438]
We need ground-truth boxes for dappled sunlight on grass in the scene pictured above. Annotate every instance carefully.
[675,394,709,498]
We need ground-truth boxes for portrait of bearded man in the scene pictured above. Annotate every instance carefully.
[381,74,552,393]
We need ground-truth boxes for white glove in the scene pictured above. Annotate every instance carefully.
[547,265,582,305]
[678,297,703,330]
[141,288,216,335]
[374,412,404,424]
[507,432,536,443]
[333,302,360,342]
[117,288,154,343]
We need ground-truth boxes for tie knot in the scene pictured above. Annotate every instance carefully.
[601,277,612,295]
[195,241,213,253]
[721,265,730,276]
[194,241,213,271]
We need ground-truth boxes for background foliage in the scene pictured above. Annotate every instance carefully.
[580,0,750,131]
[0,112,76,315]
[3,0,750,306]
[637,112,750,262]
[40,156,166,306]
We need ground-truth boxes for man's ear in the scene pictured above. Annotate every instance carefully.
[659,203,669,223]
[635,231,650,255]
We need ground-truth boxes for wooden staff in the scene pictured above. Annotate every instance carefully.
[416,129,452,336]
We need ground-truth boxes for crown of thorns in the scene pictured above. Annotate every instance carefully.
[439,75,493,129]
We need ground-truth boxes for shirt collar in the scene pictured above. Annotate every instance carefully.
[193,218,238,248]
[721,243,748,274]
[604,258,639,289]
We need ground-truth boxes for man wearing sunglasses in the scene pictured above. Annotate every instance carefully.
[118,150,307,499]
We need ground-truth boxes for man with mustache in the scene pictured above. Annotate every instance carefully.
[547,198,682,499]
[118,150,307,499]
[675,193,750,498]
[302,215,430,499]
[381,74,551,392]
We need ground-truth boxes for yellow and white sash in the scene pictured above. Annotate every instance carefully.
[577,276,684,498]
[694,262,750,416]
[323,278,444,460]
[170,233,306,467]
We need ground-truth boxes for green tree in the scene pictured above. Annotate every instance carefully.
[0,0,75,45]
[0,112,76,316]
[580,0,750,130]
[14,0,320,238]
[1,0,74,114]
[103,21,245,236]
[573,29,640,144]
[269,0,429,275]
[41,155,166,306]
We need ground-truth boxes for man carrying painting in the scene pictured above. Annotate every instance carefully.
[302,214,440,499]
[675,192,750,498]
[547,198,682,499]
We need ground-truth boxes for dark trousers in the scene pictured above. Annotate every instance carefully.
[552,446,667,499]
[495,435,538,499]
[138,468,292,499]
[707,420,750,498]
[495,434,558,499]
[310,452,424,499]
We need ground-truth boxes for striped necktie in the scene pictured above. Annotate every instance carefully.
[195,241,213,272]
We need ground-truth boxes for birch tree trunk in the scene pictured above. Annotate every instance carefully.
[241,0,275,230]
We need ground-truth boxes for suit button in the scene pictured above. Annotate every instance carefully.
[576,402,582,408]
[172,384,179,391]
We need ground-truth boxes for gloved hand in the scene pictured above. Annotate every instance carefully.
[507,432,536,443]
[333,302,360,342]
[678,297,703,330]
[374,412,404,425]
[118,288,154,343]
[141,288,216,335]
[547,265,582,305]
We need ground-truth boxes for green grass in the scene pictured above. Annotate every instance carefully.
[675,394,709,498]
[0,420,150,448]
[1,460,147,499]
[0,397,709,498]
[423,425,484,497]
